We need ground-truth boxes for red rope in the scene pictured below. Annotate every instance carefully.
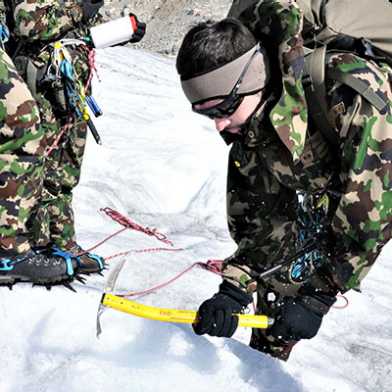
[88,208,349,313]
[73,208,181,258]
[85,46,100,90]
[105,247,184,261]
[100,207,174,246]
[44,119,74,157]
[117,259,224,297]
[84,228,128,255]
[333,294,349,309]
[84,209,349,313]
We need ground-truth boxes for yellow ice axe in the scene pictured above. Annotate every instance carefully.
[101,293,273,329]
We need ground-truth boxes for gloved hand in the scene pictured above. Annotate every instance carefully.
[129,13,146,43]
[82,0,104,22]
[269,292,336,341]
[193,281,253,338]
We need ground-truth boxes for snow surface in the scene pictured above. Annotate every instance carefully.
[1,46,391,392]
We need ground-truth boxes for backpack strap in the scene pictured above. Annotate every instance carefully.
[328,68,389,113]
[304,45,340,148]
[310,0,327,28]
[296,0,326,29]
[26,59,39,99]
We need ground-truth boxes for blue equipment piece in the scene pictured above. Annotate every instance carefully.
[51,247,76,276]
[0,24,10,44]
[288,192,329,284]
[86,95,103,117]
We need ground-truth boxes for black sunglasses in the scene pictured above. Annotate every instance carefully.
[192,48,260,119]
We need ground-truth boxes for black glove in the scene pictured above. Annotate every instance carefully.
[129,13,146,43]
[82,0,104,22]
[270,293,336,341]
[193,281,253,338]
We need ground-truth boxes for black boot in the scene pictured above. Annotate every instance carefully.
[0,248,77,286]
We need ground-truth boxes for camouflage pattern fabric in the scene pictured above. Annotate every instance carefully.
[223,0,392,359]
[13,0,83,41]
[0,48,42,254]
[229,0,308,162]
[34,120,88,248]
[10,0,95,248]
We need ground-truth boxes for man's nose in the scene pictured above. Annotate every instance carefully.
[214,118,231,132]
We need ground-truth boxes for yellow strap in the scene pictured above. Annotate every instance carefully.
[102,294,272,329]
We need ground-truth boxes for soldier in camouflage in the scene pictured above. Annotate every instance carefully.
[0,10,81,285]
[2,0,107,274]
[176,0,392,360]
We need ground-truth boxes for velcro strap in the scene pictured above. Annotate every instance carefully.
[301,294,336,315]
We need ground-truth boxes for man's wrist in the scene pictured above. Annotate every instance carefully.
[219,280,253,307]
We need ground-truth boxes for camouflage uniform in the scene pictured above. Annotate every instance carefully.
[9,0,96,249]
[0,46,42,255]
[223,0,392,359]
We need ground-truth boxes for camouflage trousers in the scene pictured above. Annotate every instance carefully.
[249,266,337,361]
[0,59,88,255]
[0,49,44,255]
[30,93,88,249]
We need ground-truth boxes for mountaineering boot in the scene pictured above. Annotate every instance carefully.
[0,248,78,287]
[64,241,105,274]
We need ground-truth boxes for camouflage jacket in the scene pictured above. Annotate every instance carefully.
[5,0,99,105]
[11,0,84,41]
[222,0,392,293]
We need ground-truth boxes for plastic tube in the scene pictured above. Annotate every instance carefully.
[89,15,136,49]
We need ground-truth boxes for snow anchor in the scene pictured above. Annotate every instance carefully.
[101,293,273,329]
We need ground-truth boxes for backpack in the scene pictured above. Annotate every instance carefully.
[298,0,392,57]
[228,0,392,148]
[297,0,392,147]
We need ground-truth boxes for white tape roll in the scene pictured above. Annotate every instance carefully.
[90,15,136,49]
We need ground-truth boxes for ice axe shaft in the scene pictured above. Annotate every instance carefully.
[101,293,273,329]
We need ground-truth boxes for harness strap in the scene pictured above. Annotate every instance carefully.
[311,0,327,28]
[26,59,38,99]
